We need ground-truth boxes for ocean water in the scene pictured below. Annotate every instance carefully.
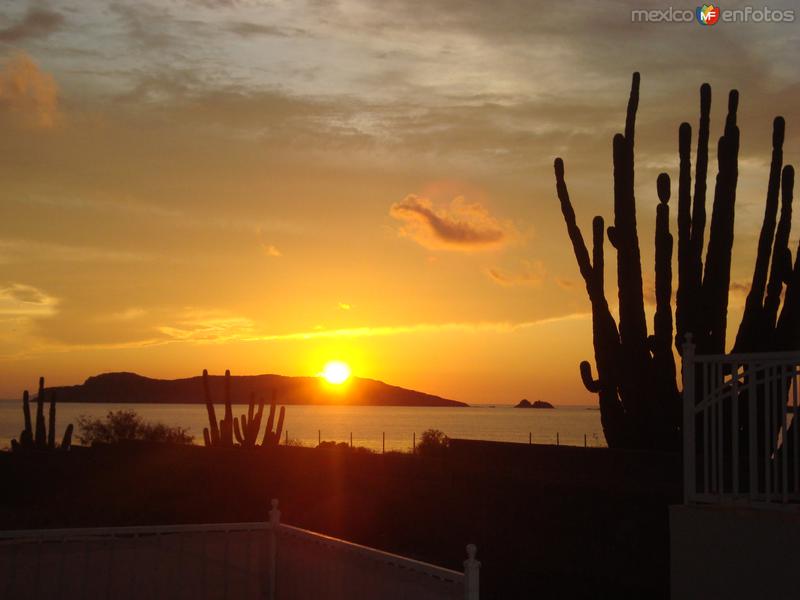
[0,401,605,451]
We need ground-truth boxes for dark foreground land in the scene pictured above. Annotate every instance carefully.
[0,440,680,599]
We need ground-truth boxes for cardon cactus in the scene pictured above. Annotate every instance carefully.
[202,370,285,448]
[202,369,234,447]
[11,377,73,452]
[234,392,265,447]
[555,73,797,450]
[260,392,285,447]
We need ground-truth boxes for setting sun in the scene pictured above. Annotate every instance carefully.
[321,361,351,385]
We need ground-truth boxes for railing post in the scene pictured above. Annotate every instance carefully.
[267,498,281,600]
[682,333,696,504]
[464,544,480,600]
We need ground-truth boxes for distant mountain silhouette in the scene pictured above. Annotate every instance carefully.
[47,372,467,407]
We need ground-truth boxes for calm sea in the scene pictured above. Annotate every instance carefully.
[0,401,605,451]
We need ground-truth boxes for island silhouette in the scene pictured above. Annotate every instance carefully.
[45,372,467,407]
[514,399,554,409]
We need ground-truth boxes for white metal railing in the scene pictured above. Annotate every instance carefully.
[683,334,800,507]
[0,499,479,599]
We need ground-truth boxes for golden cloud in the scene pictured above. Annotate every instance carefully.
[390,195,514,251]
[0,52,59,128]
[262,243,282,257]
[0,283,58,317]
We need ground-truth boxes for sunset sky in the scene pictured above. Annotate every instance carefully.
[0,1,798,403]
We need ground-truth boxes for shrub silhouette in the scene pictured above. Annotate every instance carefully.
[417,428,449,456]
[76,409,193,445]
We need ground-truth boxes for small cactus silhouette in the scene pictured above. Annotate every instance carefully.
[11,377,73,452]
[202,370,285,448]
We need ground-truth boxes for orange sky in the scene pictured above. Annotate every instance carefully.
[0,2,798,404]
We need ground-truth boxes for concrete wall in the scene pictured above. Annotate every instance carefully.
[670,504,800,600]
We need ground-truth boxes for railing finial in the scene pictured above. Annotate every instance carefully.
[269,498,281,527]
[464,544,480,599]
[466,543,477,560]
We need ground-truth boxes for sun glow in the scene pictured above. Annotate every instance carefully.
[321,360,351,384]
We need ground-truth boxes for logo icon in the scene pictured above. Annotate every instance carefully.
[696,4,720,25]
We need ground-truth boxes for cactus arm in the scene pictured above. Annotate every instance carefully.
[221,370,233,445]
[764,160,793,332]
[591,217,605,294]
[580,361,601,393]
[624,72,640,144]
[554,158,594,286]
[252,394,265,440]
[247,392,255,426]
[233,417,245,445]
[263,397,276,445]
[261,391,285,446]
[676,85,712,355]
[775,169,800,350]
[555,154,627,442]
[203,369,220,445]
[612,73,649,359]
[690,84,711,275]
[35,377,46,448]
[61,424,73,450]
[654,173,675,354]
[612,131,649,357]
[609,74,652,434]
[702,90,739,353]
[48,391,56,449]
[18,392,33,450]
[580,361,629,448]
[733,117,785,352]
[654,173,681,439]
[675,122,694,352]
[22,390,32,439]
[274,406,285,443]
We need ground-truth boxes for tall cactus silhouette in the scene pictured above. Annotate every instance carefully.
[555,73,797,450]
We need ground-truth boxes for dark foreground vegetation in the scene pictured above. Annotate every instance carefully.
[0,440,680,599]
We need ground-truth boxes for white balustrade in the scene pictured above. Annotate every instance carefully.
[682,334,800,506]
[0,499,479,599]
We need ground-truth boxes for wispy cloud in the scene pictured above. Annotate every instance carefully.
[0,283,58,317]
[102,308,147,321]
[390,195,514,251]
[0,8,64,43]
[227,22,306,38]
[242,312,590,342]
[0,239,154,264]
[487,260,546,287]
[555,278,577,291]
[157,309,256,343]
